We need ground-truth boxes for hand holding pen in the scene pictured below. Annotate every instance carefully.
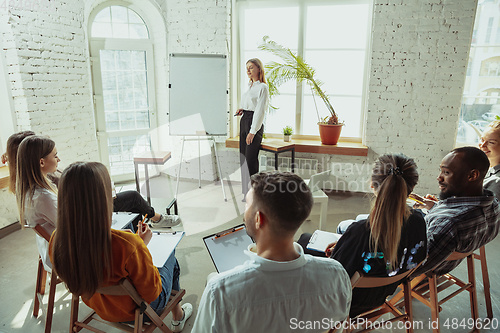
[409,193,438,210]
[234,109,243,116]
[137,214,153,245]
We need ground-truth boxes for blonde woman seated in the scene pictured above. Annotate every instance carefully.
[480,120,500,199]
[49,162,192,331]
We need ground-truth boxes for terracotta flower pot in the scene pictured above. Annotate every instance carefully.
[318,123,343,145]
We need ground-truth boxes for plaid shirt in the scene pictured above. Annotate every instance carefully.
[413,190,500,277]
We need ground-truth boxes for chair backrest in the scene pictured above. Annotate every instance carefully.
[352,264,419,289]
[308,170,331,192]
[33,224,51,242]
[446,250,474,261]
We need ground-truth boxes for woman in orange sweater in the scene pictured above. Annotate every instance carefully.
[49,161,192,331]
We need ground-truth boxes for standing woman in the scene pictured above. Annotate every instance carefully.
[16,135,60,270]
[236,58,269,196]
[480,120,500,199]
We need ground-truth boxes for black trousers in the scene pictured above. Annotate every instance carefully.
[113,190,156,217]
[240,111,263,195]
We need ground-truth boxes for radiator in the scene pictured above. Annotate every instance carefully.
[259,155,318,178]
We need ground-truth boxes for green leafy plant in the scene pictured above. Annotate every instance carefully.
[258,36,342,125]
[283,126,293,136]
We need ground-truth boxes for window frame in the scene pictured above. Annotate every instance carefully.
[88,3,157,182]
[234,0,372,140]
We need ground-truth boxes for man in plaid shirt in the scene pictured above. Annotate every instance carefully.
[412,146,500,277]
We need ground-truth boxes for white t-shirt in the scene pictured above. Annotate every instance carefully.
[240,80,269,134]
[192,242,352,333]
[25,187,57,271]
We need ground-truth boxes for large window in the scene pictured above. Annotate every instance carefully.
[238,0,371,138]
[458,0,500,144]
[89,5,156,180]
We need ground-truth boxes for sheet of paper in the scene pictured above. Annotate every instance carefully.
[147,231,185,267]
[111,212,139,230]
[307,230,341,253]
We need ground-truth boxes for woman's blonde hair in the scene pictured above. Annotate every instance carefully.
[247,58,266,84]
[488,119,500,130]
[16,135,57,228]
[6,131,35,193]
[369,153,418,269]
[51,162,113,299]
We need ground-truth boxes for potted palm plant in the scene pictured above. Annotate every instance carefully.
[258,36,344,145]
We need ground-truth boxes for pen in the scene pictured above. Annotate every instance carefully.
[408,196,424,205]
[140,214,148,231]
[215,226,244,239]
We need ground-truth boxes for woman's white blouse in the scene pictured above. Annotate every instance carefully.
[25,187,57,271]
[240,80,269,134]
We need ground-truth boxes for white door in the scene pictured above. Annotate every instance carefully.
[90,39,156,181]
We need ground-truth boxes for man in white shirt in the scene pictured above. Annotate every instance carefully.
[192,171,352,333]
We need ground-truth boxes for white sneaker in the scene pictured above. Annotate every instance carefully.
[171,303,193,332]
[150,214,181,227]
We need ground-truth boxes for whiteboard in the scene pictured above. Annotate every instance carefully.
[169,53,228,136]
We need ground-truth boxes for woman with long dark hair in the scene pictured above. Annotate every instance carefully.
[49,162,192,331]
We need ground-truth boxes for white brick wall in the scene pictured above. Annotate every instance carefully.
[365,0,477,194]
[1,0,99,168]
[0,189,18,229]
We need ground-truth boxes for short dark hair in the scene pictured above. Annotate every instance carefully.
[250,171,313,235]
[451,146,490,179]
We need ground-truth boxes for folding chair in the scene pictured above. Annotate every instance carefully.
[391,250,480,333]
[71,278,186,333]
[31,224,64,333]
[329,265,419,333]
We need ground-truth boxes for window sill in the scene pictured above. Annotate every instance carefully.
[225,137,368,156]
[0,166,9,190]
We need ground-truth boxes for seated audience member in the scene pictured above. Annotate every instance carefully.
[3,131,179,226]
[300,153,427,318]
[16,135,59,270]
[49,162,192,331]
[411,147,500,277]
[480,120,500,198]
[192,172,351,333]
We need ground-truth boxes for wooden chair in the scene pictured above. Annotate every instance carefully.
[329,265,419,333]
[391,250,480,333]
[31,224,64,333]
[70,278,186,333]
[473,246,493,319]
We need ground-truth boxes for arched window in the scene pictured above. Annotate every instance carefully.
[89,5,156,180]
[91,6,149,39]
